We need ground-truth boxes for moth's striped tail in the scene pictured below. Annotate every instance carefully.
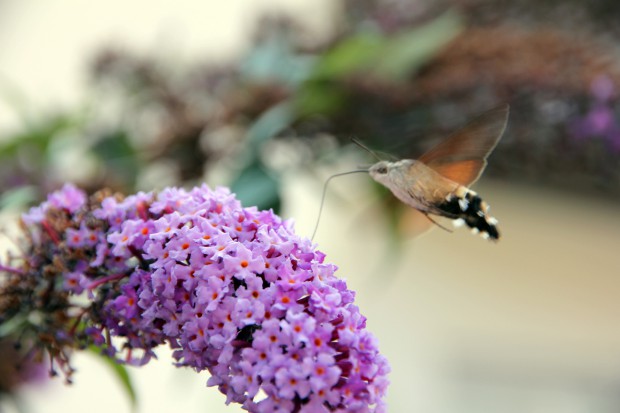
[442,187,500,241]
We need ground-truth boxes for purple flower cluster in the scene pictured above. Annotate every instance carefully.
[20,184,389,412]
[570,76,620,152]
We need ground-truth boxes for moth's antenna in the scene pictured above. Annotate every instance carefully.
[351,138,383,162]
[311,169,368,241]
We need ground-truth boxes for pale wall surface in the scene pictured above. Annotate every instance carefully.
[0,0,336,131]
[291,175,620,413]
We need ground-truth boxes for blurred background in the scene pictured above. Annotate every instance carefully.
[1,0,620,412]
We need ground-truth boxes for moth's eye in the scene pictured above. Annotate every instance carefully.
[377,166,388,174]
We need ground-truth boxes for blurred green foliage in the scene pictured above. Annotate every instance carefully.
[0,10,464,215]
[92,346,137,410]
[310,12,461,82]
[1,0,620,220]
[219,11,462,212]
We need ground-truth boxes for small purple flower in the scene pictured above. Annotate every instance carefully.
[275,359,313,400]
[585,105,615,135]
[22,204,47,226]
[47,183,86,213]
[308,356,341,395]
[66,223,100,248]
[63,270,90,294]
[608,130,620,151]
[591,75,614,102]
[94,196,124,228]
[569,76,620,153]
[223,243,266,279]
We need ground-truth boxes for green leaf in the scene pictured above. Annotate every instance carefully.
[0,314,28,338]
[246,102,294,148]
[230,162,281,212]
[93,129,136,160]
[90,347,137,410]
[0,186,38,210]
[232,102,292,213]
[308,11,462,83]
[294,80,349,117]
[240,33,316,87]
[311,32,385,78]
[0,115,79,158]
[92,129,140,188]
[373,11,463,81]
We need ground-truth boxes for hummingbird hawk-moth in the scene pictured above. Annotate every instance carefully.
[311,105,509,241]
[367,104,509,241]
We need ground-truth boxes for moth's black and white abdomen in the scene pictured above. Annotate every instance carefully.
[437,187,500,241]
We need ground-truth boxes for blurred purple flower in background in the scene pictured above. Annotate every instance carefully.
[570,76,620,151]
[1,184,390,412]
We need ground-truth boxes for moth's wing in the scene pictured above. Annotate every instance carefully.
[419,104,509,186]
[419,105,509,165]
[400,208,436,238]
[428,159,487,187]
